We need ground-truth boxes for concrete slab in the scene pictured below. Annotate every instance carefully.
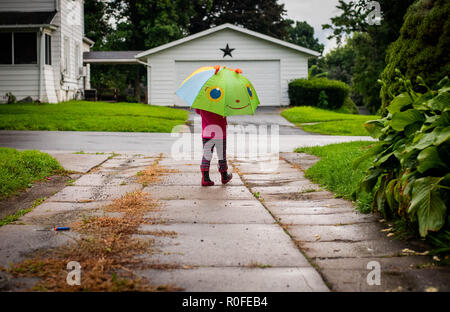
[251,183,322,195]
[287,223,387,242]
[0,224,78,267]
[48,184,141,202]
[73,173,131,186]
[135,224,310,267]
[314,256,437,270]
[262,190,337,202]
[320,267,450,292]
[275,212,377,225]
[280,152,320,171]
[48,153,109,173]
[242,171,305,181]
[234,163,296,174]
[269,207,355,215]
[136,267,329,292]
[148,200,273,224]
[143,186,254,200]
[19,201,110,225]
[299,240,409,258]
[263,199,354,212]
[160,172,243,186]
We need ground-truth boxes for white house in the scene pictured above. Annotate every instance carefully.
[0,0,92,103]
[135,23,320,107]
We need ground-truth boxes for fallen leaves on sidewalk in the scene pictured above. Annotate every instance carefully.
[5,158,182,292]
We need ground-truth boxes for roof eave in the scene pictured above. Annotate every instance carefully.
[0,24,58,30]
[135,23,321,59]
[83,36,95,46]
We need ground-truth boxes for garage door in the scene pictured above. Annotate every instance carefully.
[174,60,280,106]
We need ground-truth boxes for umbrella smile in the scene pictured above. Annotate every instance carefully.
[227,103,250,110]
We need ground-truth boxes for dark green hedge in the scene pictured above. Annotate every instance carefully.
[288,78,351,109]
[380,0,450,111]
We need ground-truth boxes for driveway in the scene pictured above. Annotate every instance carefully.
[0,107,373,154]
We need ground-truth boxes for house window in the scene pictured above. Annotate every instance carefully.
[0,33,13,64]
[0,32,37,64]
[14,32,37,64]
[45,34,52,65]
[64,36,70,75]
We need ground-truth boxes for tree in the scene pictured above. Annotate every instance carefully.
[286,20,324,54]
[188,0,290,40]
[322,0,415,113]
[321,43,355,86]
[380,0,450,111]
[99,0,197,100]
[84,0,111,50]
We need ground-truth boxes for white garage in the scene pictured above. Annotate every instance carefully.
[135,23,320,107]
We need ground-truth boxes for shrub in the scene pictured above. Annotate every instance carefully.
[354,72,449,238]
[380,0,450,112]
[288,78,350,109]
[338,96,359,114]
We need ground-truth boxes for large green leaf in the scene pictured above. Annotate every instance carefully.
[433,126,450,146]
[388,92,412,113]
[428,92,450,112]
[385,179,398,211]
[417,146,447,173]
[364,120,385,138]
[408,177,446,237]
[390,109,424,131]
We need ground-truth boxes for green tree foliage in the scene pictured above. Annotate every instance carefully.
[322,0,415,113]
[320,43,355,86]
[347,32,385,113]
[86,0,197,101]
[380,0,450,112]
[188,0,290,40]
[355,72,449,238]
[285,20,324,54]
[84,0,111,49]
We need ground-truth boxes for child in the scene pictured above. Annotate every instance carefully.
[195,108,233,186]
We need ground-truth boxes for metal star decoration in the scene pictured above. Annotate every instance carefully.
[220,44,235,58]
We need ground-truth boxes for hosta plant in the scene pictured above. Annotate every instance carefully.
[354,71,449,238]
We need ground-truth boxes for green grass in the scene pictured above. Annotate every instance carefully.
[281,106,379,136]
[295,141,376,212]
[0,197,47,227]
[0,148,63,199]
[0,100,189,132]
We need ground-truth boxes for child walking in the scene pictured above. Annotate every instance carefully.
[195,108,233,186]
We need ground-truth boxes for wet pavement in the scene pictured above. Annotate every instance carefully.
[0,107,374,154]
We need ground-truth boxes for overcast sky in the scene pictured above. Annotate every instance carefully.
[278,0,343,54]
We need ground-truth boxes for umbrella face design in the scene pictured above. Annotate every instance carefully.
[175,66,260,116]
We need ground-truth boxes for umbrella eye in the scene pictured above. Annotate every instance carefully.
[245,84,254,99]
[207,86,224,102]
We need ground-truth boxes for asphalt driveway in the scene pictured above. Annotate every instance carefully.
[0,107,373,153]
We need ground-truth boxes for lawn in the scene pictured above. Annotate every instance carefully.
[281,106,379,136]
[0,101,189,132]
[295,141,376,212]
[0,148,63,200]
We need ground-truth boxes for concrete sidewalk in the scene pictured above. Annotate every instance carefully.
[0,152,329,292]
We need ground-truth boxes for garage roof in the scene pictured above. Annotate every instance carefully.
[83,51,143,64]
[135,23,321,59]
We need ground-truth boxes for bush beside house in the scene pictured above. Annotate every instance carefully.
[288,78,356,111]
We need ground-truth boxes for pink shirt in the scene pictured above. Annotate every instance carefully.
[195,109,227,139]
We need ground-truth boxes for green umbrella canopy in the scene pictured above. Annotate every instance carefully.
[188,66,260,116]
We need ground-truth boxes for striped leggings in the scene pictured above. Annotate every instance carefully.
[200,138,228,172]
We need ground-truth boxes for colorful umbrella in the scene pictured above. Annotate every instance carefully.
[175,65,260,116]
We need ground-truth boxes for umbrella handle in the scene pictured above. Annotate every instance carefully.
[214,65,220,75]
